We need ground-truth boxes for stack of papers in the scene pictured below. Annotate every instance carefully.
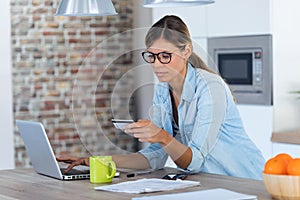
[132,188,257,200]
[94,178,200,194]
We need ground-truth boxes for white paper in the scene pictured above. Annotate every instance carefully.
[132,188,257,200]
[94,178,200,194]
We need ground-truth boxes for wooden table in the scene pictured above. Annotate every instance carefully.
[0,168,272,200]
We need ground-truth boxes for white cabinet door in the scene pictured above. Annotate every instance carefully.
[237,105,273,160]
[192,37,209,64]
[152,6,208,37]
[206,0,272,37]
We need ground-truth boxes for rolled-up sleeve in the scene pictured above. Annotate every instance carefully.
[186,79,227,173]
[139,143,169,169]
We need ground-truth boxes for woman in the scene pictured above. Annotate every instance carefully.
[58,15,265,180]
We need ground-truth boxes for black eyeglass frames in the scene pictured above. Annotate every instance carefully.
[162,173,188,180]
[141,51,172,64]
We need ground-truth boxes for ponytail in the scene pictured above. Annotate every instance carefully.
[188,52,217,74]
[189,52,237,102]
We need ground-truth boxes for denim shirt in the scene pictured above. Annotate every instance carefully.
[139,63,265,180]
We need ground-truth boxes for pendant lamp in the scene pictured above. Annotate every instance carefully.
[143,0,214,7]
[55,0,118,16]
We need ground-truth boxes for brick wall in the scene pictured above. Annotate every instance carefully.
[11,0,138,167]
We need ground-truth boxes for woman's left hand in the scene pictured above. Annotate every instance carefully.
[124,120,171,144]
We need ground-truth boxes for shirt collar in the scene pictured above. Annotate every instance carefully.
[181,63,196,102]
[157,63,196,103]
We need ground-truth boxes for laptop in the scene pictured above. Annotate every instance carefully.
[16,120,90,180]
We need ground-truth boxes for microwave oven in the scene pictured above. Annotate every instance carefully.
[207,35,273,105]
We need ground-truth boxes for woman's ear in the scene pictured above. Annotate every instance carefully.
[183,44,192,59]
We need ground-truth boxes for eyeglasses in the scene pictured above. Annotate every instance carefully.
[141,51,173,64]
[162,173,188,180]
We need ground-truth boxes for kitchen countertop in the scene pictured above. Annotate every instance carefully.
[272,130,300,145]
[0,168,272,200]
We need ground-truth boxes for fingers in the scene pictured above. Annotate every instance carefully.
[59,157,89,173]
[137,119,149,123]
[126,120,150,129]
[124,120,151,134]
[56,156,79,163]
[65,161,79,172]
[65,158,90,172]
[123,119,164,143]
[129,129,162,143]
[84,158,90,166]
[124,128,146,134]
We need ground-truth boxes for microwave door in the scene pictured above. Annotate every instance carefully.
[218,53,252,85]
[218,53,260,93]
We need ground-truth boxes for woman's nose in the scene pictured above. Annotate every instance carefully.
[152,63,162,69]
[152,57,163,67]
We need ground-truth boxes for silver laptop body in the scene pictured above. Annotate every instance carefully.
[16,120,90,180]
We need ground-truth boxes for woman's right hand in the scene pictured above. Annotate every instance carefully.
[56,156,89,172]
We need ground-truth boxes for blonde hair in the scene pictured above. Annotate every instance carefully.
[145,15,216,74]
[145,15,236,101]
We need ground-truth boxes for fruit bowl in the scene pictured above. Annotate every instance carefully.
[262,173,300,200]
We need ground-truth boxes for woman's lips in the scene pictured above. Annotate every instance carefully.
[155,72,167,77]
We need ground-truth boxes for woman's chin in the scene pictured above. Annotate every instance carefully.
[156,77,169,82]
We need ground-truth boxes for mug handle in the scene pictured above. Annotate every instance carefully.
[106,161,117,179]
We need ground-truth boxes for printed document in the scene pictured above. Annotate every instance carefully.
[94,178,200,194]
[132,188,257,200]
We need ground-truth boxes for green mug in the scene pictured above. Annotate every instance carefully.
[89,156,116,183]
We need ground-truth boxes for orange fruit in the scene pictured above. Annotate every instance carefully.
[264,157,288,174]
[275,153,293,166]
[287,158,300,175]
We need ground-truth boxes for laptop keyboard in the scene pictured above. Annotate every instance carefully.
[60,168,89,175]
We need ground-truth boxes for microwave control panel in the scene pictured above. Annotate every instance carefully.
[254,51,262,85]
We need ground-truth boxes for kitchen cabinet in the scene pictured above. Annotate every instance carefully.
[206,0,271,37]
[237,105,273,160]
[153,0,272,38]
[191,37,209,64]
[152,6,207,37]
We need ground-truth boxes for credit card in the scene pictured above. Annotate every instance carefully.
[112,119,134,130]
